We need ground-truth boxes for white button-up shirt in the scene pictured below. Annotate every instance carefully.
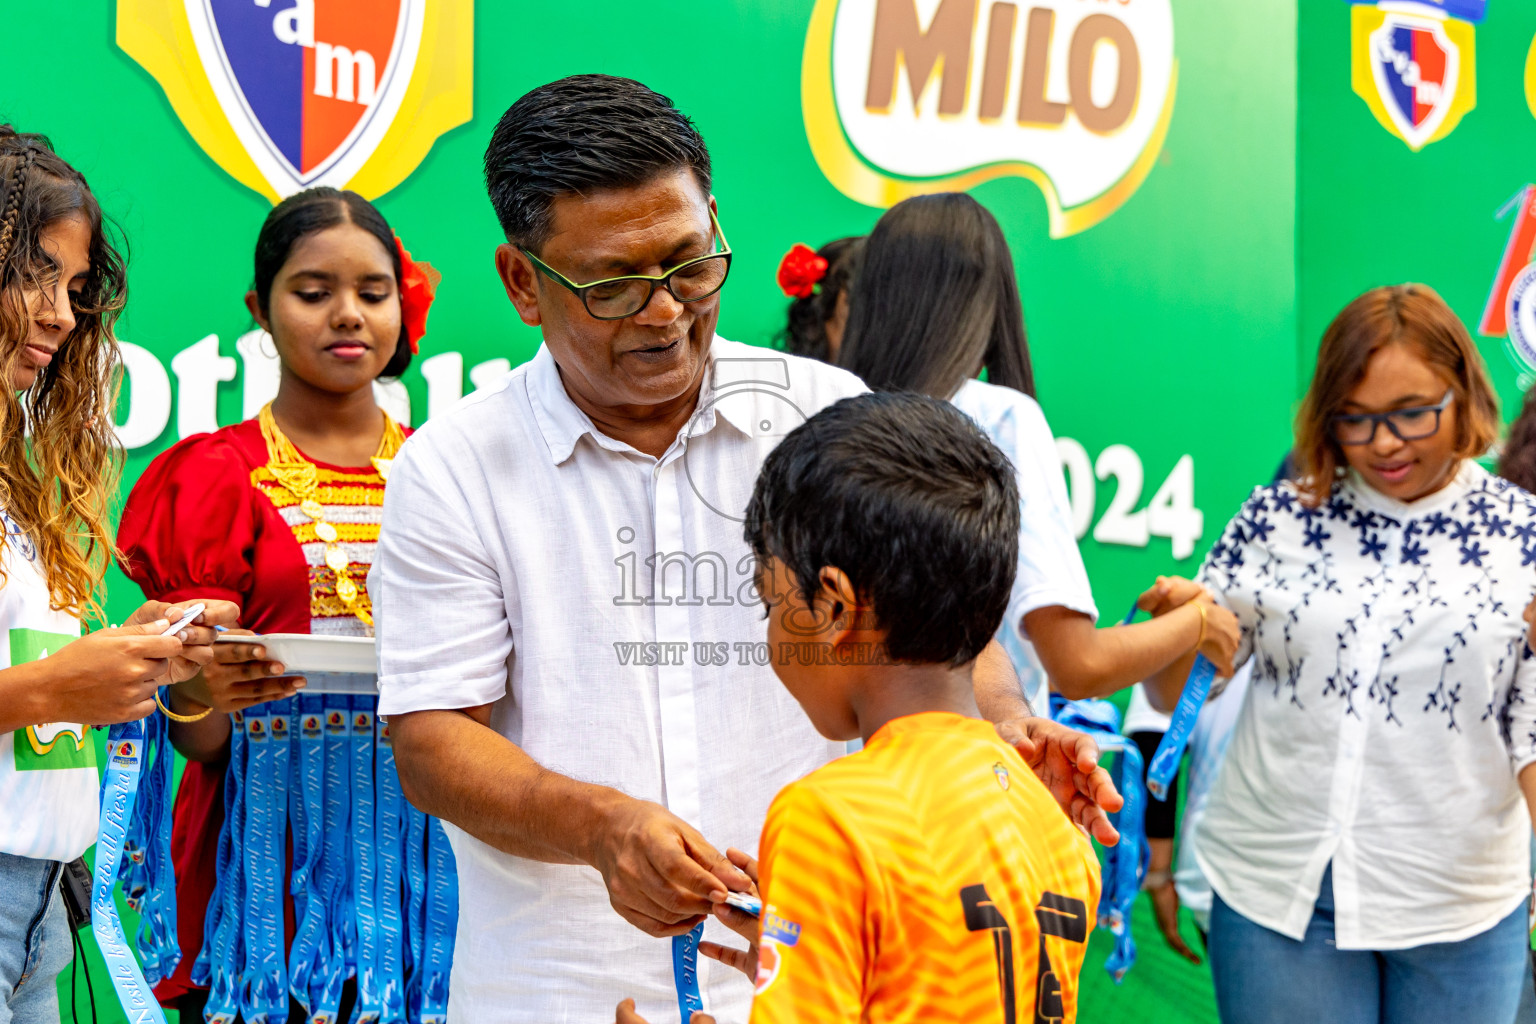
[374,338,867,1023]
[1196,463,1536,949]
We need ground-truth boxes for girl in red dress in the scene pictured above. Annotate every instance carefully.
[118,187,438,1023]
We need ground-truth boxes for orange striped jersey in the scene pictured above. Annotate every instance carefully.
[748,712,1102,1024]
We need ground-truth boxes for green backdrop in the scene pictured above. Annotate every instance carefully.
[4,0,1534,1019]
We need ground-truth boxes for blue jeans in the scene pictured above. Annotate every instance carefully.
[1209,865,1534,1024]
[0,852,70,1024]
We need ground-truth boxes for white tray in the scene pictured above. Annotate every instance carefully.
[216,633,377,675]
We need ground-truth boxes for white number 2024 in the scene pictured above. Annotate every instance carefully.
[1056,440,1204,560]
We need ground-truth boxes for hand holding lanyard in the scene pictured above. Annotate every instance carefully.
[1123,600,1220,801]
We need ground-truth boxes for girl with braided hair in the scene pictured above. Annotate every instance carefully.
[0,127,238,1023]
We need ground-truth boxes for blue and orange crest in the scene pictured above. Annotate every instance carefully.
[116,0,473,202]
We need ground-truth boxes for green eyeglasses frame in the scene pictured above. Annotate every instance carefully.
[519,208,733,321]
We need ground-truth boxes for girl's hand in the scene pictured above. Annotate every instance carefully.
[1198,598,1242,677]
[174,628,304,714]
[700,848,761,979]
[1137,576,1209,618]
[125,599,241,683]
[39,622,185,725]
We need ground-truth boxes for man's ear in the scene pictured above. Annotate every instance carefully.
[495,243,542,328]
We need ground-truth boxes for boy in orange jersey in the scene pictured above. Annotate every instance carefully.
[618,391,1102,1024]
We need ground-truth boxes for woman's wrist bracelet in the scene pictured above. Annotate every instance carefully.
[1194,601,1208,652]
[156,687,213,723]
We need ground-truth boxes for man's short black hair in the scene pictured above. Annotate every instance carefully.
[483,74,713,249]
[744,392,1020,666]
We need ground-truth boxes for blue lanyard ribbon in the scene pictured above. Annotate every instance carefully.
[376,714,408,1023]
[419,817,457,1024]
[351,695,383,1023]
[1048,694,1145,981]
[1121,601,1218,803]
[240,702,289,1024]
[203,710,248,1023]
[287,694,328,1014]
[313,695,353,1022]
[1145,655,1216,801]
[95,719,169,1023]
[401,803,428,1023]
[672,922,705,1023]
[115,703,179,984]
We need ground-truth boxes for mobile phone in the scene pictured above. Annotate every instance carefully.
[723,892,761,918]
[162,602,206,637]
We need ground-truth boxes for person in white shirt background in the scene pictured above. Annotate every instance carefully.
[1145,284,1536,1024]
[0,127,233,1024]
[373,75,1125,1024]
[834,192,1241,711]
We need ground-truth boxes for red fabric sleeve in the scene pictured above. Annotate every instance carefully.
[118,432,259,610]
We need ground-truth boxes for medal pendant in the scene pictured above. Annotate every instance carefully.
[336,577,358,602]
[315,522,339,543]
[301,498,325,519]
[325,546,349,573]
[372,457,393,482]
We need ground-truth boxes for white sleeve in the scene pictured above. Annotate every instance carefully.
[373,432,514,716]
[1003,397,1099,627]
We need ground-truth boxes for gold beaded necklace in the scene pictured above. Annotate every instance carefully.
[258,402,404,626]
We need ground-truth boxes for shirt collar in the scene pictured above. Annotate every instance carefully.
[526,337,746,466]
[1342,459,1484,518]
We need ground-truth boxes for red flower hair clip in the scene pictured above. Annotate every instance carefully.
[777,243,828,300]
[395,236,441,354]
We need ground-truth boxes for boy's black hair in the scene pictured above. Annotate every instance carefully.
[744,392,1019,666]
[484,74,713,250]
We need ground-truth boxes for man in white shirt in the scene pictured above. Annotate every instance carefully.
[374,74,1121,1023]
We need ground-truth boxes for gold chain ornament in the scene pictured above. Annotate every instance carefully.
[258,403,404,626]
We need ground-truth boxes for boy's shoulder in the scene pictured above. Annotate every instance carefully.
[769,713,1040,828]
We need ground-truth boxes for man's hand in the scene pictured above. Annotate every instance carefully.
[995,717,1124,846]
[126,599,241,684]
[615,1000,715,1024]
[590,798,753,938]
[1147,874,1202,965]
[699,848,761,979]
[176,629,305,713]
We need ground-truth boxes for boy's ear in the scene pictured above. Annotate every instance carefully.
[818,567,862,635]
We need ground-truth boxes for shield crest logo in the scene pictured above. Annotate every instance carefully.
[1370,16,1456,148]
[117,0,472,202]
[1351,6,1475,152]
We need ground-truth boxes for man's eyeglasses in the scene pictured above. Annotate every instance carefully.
[1330,390,1454,445]
[520,209,732,321]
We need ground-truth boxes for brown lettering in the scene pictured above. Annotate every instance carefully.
[978,3,1018,120]
[864,0,978,116]
[1016,7,1066,127]
[1068,13,1140,135]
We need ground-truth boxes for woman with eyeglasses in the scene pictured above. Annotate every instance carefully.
[1144,284,1536,1024]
